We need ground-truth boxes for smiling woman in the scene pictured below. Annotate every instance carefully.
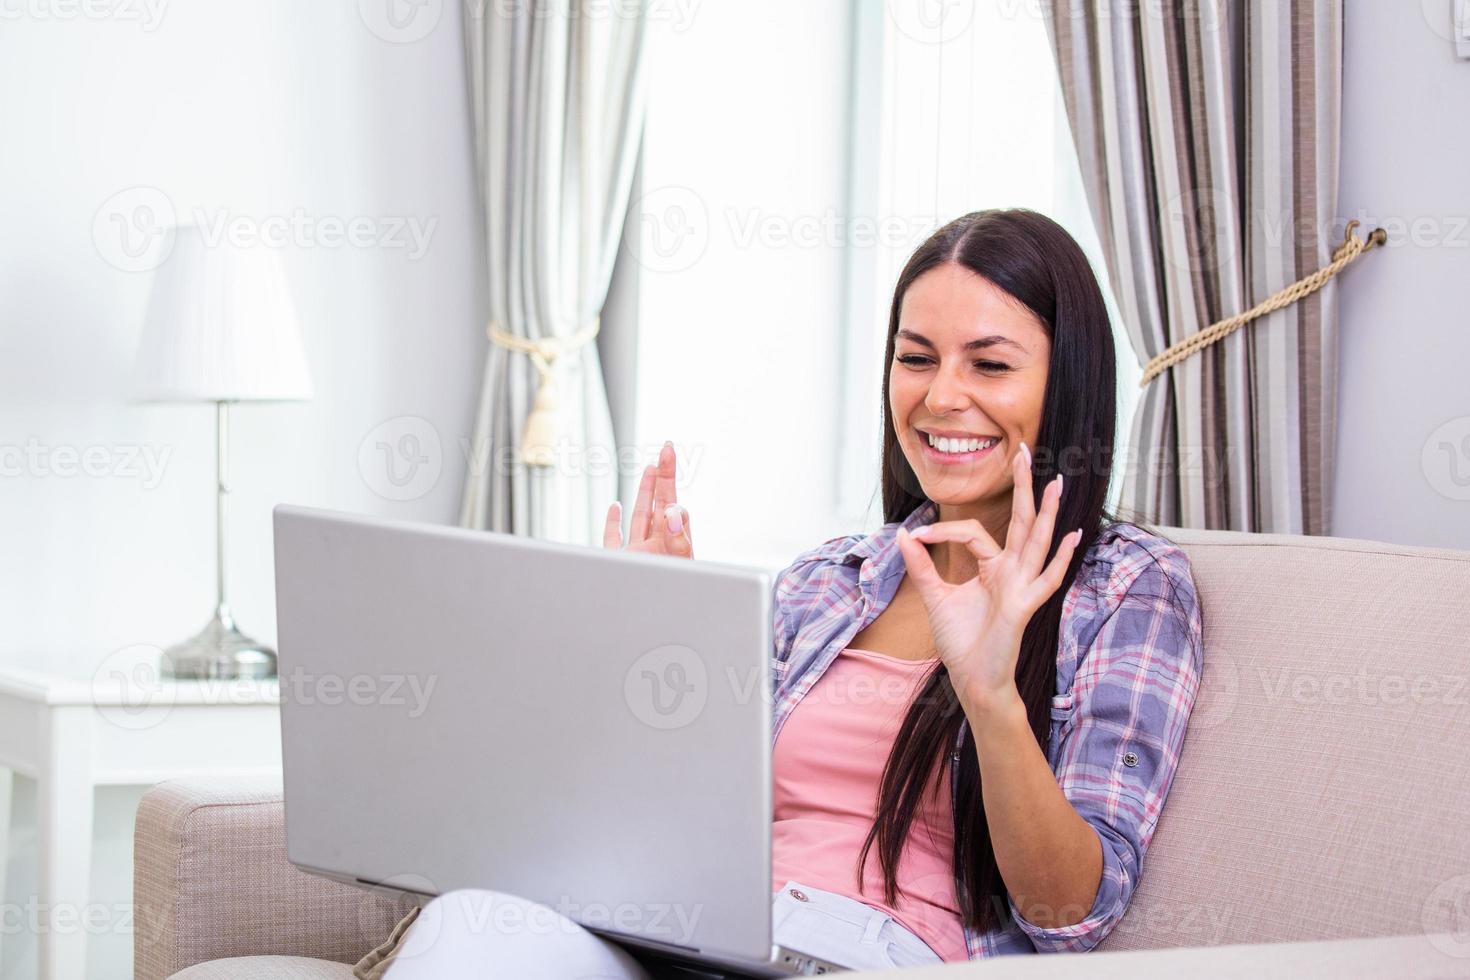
[763,208,1205,964]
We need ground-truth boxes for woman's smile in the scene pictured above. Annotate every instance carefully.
[915,429,1004,466]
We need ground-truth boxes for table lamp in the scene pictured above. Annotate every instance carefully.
[132,224,313,679]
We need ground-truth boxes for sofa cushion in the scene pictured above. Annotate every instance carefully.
[170,956,355,979]
[1097,528,1470,951]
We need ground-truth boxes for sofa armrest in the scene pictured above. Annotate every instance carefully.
[133,775,417,980]
[866,932,1466,978]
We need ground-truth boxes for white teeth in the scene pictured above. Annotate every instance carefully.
[925,433,999,454]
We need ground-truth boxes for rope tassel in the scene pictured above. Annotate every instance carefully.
[487,317,601,467]
[1140,220,1387,387]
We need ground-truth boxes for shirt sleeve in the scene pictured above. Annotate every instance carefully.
[769,568,795,697]
[1007,547,1204,953]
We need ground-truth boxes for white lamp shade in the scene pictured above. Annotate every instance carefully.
[132,224,314,402]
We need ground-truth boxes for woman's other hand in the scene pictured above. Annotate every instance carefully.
[602,441,693,559]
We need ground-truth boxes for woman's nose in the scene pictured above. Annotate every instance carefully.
[924,365,970,415]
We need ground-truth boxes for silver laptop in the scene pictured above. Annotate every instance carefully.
[272,505,845,977]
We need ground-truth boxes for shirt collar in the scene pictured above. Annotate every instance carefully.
[840,498,940,570]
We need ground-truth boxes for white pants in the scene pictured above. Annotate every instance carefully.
[383,880,944,978]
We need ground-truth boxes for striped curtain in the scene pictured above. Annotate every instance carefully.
[1045,0,1343,534]
[458,1,648,542]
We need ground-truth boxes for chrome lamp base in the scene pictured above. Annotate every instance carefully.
[161,611,277,680]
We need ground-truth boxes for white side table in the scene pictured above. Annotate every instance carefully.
[0,660,282,980]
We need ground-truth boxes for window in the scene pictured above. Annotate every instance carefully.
[634,0,1135,570]
[837,0,1139,527]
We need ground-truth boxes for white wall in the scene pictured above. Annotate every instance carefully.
[0,4,483,977]
[0,2,485,677]
[1333,3,1470,549]
[633,0,857,570]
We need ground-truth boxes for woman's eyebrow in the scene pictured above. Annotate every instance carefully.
[896,329,1026,354]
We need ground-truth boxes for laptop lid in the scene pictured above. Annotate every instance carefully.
[272,504,775,963]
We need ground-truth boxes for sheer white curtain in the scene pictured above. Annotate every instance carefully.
[459,0,648,542]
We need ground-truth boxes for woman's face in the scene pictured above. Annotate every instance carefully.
[889,262,1051,512]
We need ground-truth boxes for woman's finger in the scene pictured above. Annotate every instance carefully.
[908,519,1002,559]
[654,441,678,510]
[894,528,948,598]
[650,443,676,543]
[1026,527,1082,609]
[602,501,623,549]
[630,465,656,541]
[664,503,693,557]
[1006,442,1036,553]
[1020,474,1063,576]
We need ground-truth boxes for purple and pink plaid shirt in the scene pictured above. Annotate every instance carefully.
[769,498,1204,959]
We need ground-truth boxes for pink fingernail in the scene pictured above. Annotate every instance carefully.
[666,505,683,535]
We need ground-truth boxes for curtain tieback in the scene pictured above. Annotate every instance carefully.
[1139,220,1387,388]
[487,317,602,467]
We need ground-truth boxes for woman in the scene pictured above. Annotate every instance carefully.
[386,209,1203,976]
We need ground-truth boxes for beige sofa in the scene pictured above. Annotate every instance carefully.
[133,528,1470,978]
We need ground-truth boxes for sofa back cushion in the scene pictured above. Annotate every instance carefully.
[1097,528,1470,952]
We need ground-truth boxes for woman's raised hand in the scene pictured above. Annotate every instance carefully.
[893,443,1081,712]
[603,441,694,559]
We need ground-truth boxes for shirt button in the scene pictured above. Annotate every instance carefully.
[789,888,809,902]
[1123,751,1139,767]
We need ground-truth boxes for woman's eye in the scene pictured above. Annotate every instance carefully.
[896,354,1011,373]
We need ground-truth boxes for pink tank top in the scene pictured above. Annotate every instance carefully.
[771,646,967,962]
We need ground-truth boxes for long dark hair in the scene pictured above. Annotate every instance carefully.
[858,209,1120,933]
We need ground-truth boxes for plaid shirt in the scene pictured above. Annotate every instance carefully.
[769,498,1203,959]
